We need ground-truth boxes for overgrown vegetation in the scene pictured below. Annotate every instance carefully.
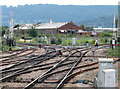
[108,46,120,57]
[99,32,112,37]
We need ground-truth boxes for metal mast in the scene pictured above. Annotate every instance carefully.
[9,12,14,39]
[113,14,117,40]
[9,12,14,47]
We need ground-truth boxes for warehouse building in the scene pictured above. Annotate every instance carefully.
[21,21,85,35]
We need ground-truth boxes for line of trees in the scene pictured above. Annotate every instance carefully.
[80,24,94,31]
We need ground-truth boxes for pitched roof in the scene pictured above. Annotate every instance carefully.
[20,21,83,31]
[21,24,33,30]
[58,22,83,30]
[77,30,87,33]
[35,22,67,29]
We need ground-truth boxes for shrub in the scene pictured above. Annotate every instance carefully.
[56,38,62,45]
[51,38,56,44]
[99,32,112,37]
[28,26,38,37]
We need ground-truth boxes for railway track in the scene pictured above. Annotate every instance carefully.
[0,46,76,81]
[0,48,36,60]
[0,47,58,82]
[0,48,27,55]
[1,46,84,86]
[1,48,37,66]
[22,45,109,89]
[2,45,119,89]
[0,48,28,59]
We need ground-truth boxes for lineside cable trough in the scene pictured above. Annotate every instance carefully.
[94,58,116,88]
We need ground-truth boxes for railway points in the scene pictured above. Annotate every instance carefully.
[1,4,120,89]
[0,43,119,89]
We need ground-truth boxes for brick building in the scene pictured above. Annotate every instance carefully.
[21,21,85,35]
[57,21,83,34]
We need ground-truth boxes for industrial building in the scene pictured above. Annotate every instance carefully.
[20,21,87,35]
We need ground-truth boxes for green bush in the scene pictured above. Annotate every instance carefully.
[99,32,112,37]
[56,38,62,45]
[51,38,56,44]
[28,26,38,37]
[104,38,108,43]
[61,39,72,45]
[39,33,45,37]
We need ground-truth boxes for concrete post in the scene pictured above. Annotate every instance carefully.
[86,43,89,46]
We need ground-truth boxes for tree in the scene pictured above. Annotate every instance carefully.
[86,26,94,31]
[0,26,9,37]
[28,26,38,37]
[80,24,85,29]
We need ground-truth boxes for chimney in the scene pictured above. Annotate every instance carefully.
[70,21,73,23]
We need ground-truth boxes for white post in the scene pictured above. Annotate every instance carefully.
[79,42,80,46]
[72,38,76,46]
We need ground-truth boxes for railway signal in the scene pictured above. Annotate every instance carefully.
[39,44,42,48]
[58,50,62,56]
[9,48,12,54]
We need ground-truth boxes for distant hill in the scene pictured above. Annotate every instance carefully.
[1,4,118,27]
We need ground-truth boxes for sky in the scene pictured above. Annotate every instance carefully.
[0,0,120,7]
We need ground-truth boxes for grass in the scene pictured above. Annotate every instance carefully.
[61,37,111,46]
[13,33,113,46]
[0,44,17,52]
[108,46,120,57]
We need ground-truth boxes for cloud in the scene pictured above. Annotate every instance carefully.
[0,0,119,7]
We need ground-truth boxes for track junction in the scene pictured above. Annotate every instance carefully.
[0,44,119,89]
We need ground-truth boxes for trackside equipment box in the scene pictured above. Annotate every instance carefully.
[102,69,116,87]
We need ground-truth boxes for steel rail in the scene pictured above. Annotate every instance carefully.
[55,45,112,89]
[1,48,37,65]
[23,46,103,89]
[0,48,56,72]
[55,50,88,89]
[0,49,58,82]
[23,51,79,89]
[0,48,30,59]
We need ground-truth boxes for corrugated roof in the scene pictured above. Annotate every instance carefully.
[36,22,67,29]
[77,30,87,33]
[21,24,33,30]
